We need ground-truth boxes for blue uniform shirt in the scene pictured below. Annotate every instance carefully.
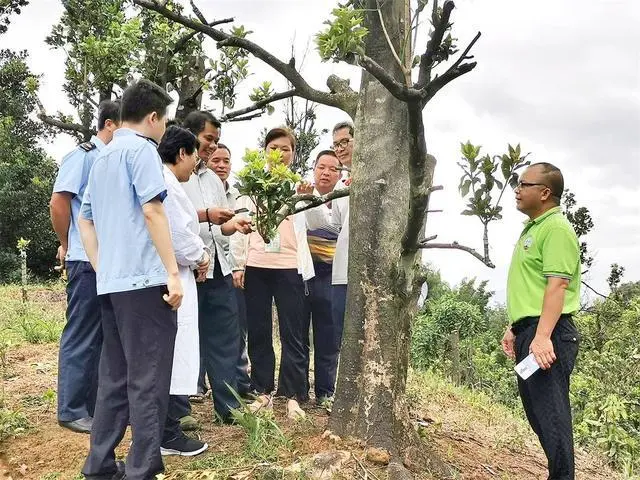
[52,136,105,262]
[80,128,168,295]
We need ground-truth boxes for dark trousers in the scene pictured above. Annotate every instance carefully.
[196,361,207,395]
[162,395,184,443]
[82,286,177,480]
[513,316,580,480]
[58,261,102,422]
[245,266,307,401]
[302,266,338,398]
[197,272,241,420]
[235,287,252,394]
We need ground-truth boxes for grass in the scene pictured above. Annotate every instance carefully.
[0,407,30,441]
[0,283,66,345]
[407,368,533,452]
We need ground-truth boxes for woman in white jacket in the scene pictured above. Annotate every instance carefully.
[157,125,210,456]
[230,127,314,419]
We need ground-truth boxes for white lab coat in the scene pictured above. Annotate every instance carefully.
[163,165,207,395]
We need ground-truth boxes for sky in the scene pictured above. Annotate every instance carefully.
[3,0,639,303]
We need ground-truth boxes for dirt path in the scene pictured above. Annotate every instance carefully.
[1,342,620,480]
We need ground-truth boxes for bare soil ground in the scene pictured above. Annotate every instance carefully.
[0,286,620,480]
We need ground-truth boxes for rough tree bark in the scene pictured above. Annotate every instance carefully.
[328,3,448,477]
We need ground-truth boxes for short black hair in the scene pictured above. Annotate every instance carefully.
[97,99,121,130]
[216,142,231,156]
[264,127,296,150]
[332,121,354,137]
[157,125,199,165]
[532,162,564,203]
[182,111,222,136]
[120,79,173,123]
[313,149,338,167]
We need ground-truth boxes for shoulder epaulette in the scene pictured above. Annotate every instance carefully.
[135,133,159,147]
[78,141,97,152]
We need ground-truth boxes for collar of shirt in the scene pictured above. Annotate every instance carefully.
[113,127,158,146]
[90,135,106,150]
[523,206,562,225]
[520,206,562,236]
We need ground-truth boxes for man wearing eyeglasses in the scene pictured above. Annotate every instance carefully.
[302,121,353,400]
[502,162,581,480]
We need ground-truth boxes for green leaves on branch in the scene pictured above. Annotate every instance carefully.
[316,7,368,62]
[235,149,301,243]
[78,18,143,92]
[249,81,276,115]
[209,25,251,111]
[457,141,530,224]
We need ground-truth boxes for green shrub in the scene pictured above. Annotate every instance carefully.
[411,277,640,474]
[0,407,29,441]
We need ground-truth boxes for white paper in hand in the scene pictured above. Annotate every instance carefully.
[514,353,540,380]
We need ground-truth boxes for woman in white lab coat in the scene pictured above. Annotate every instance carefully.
[157,125,210,456]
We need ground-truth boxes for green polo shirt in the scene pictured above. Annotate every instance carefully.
[506,206,581,323]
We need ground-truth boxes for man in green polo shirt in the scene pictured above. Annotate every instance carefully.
[502,162,581,480]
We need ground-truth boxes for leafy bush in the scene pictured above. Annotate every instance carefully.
[411,276,640,473]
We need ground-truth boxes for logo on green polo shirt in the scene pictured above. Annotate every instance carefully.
[523,235,533,250]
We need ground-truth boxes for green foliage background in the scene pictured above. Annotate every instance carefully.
[0,50,58,282]
[411,273,640,475]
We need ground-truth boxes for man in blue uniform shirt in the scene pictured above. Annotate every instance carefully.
[79,79,183,480]
[50,99,121,434]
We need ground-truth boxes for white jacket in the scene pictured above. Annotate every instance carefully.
[163,166,205,395]
[305,179,349,285]
[230,194,315,281]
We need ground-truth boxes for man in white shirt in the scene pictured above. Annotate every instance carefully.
[305,121,353,385]
[207,143,253,399]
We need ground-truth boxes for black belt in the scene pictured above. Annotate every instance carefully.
[511,314,573,336]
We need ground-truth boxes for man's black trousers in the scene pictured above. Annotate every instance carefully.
[513,315,580,480]
[82,286,177,480]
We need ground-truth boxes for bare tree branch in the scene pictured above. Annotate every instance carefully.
[420,31,481,105]
[189,0,207,23]
[375,0,409,83]
[38,113,94,138]
[401,101,442,255]
[582,281,609,300]
[209,17,234,27]
[221,89,297,121]
[290,188,350,214]
[415,0,454,89]
[132,0,357,116]
[275,188,351,225]
[225,112,263,122]
[171,30,199,55]
[418,240,495,268]
[358,54,423,102]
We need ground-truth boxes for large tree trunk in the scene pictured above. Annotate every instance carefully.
[329,0,413,453]
[174,54,205,123]
[329,1,447,477]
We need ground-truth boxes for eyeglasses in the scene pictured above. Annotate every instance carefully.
[517,181,548,189]
[332,138,352,150]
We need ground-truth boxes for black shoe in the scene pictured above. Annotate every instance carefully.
[84,461,125,480]
[160,433,208,457]
[239,389,259,401]
[59,416,92,434]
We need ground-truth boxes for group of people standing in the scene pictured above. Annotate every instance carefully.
[49,78,355,480]
[50,77,583,480]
